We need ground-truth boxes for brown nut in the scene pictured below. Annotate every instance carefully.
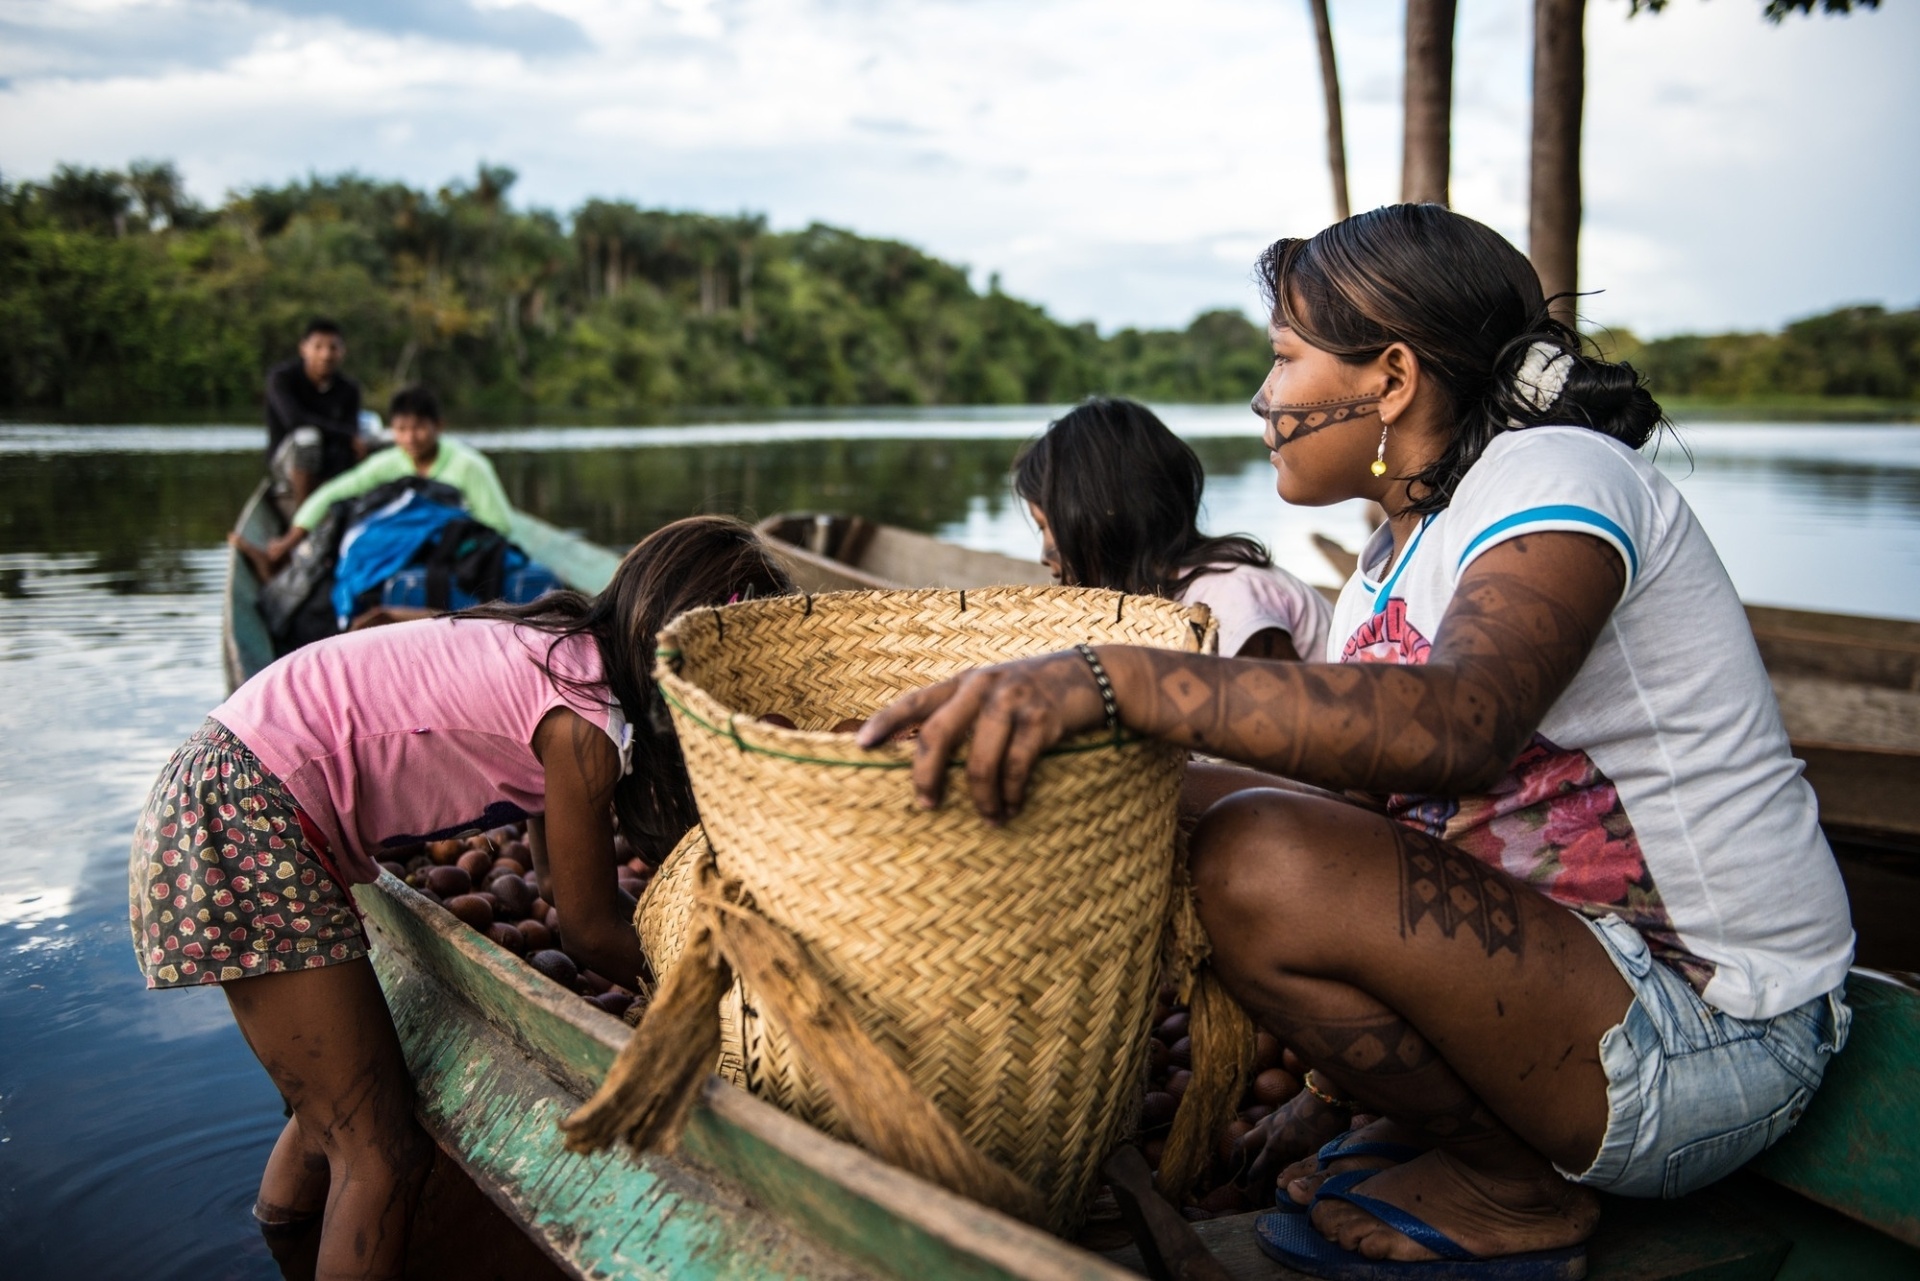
[424,866,472,899]
[516,919,554,952]
[1199,1180,1250,1214]
[445,894,494,931]
[427,839,466,865]
[486,922,526,955]
[1252,1030,1284,1073]
[528,949,578,987]
[593,991,634,1018]
[489,876,535,920]
[1251,1068,1300,1107]
[457,848,493,881]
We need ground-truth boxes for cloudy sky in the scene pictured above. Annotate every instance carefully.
[2,0,1913,337]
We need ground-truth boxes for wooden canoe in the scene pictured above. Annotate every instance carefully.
[223,490,1920,1278]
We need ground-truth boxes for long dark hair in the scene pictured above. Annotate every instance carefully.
[1012,397,1271,597]
[1256,204,1664,514]
[461,516,792,860]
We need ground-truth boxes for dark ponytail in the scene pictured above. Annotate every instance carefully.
[1012,397,1271,597]
[1256,205,1665,514]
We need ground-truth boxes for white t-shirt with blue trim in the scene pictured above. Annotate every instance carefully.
[1326,426,1852,1021]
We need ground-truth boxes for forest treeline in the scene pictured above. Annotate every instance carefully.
[0,162,1265,416]
[1609,307,1918,405]
[0,161,1912,417]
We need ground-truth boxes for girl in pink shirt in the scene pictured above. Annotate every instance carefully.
[127,516,790,1280]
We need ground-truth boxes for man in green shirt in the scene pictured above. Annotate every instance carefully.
[231,385,514,580]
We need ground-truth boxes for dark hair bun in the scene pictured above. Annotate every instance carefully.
[1489,336,1661,450]
[1557,356,1661,449]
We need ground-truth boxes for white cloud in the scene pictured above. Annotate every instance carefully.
[0,0,1911,335]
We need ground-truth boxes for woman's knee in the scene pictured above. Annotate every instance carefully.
[1188,789,1353,957]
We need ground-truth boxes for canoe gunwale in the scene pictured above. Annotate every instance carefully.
[357,869,1130,1280]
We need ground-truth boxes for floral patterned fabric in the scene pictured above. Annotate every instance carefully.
[129,719,367,989]
[1342,602,1715,993]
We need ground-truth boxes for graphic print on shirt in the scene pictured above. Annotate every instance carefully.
[1339,598,1431,666]
[1338,595,1713,991]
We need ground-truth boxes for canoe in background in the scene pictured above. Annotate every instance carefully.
[221,502,1920,1277]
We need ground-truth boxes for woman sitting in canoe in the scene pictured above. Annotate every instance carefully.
[128,516,791,1280]
[860,205,1854,1279]
[1015,397,1331,661]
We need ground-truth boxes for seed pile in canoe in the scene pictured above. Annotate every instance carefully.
[382,823,651,1022]
[1137,984,1304,1218]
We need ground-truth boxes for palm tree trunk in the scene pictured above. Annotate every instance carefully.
[1402,0,1457,205]
[1529,0,1586,327]
[1306,0,1351,221]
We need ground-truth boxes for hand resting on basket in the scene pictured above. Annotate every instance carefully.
[857,648,1108,823]
[862,534,1630,826]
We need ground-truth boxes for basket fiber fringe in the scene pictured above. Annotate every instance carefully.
[574,586,1221,1233]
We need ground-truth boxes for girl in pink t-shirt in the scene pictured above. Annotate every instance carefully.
[1014,398,1331,661]
[127,516,790,1280]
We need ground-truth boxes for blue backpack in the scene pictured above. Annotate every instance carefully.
[331,489,559,625]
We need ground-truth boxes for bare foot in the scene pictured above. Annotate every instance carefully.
[1278,1115,1428,1208]
[1309,1147,1599,1262]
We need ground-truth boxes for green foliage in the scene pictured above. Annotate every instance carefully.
[1624,0,1879,21]
[0,161,1270,416]
[1604,305,1920,402]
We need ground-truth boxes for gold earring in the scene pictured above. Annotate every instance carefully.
[1370,421,1388,477]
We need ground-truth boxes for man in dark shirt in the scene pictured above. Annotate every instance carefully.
[265,318,364,513]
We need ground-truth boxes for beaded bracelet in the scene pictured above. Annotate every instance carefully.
[1302,1069,1356,1111]
[1074,643,1119,734]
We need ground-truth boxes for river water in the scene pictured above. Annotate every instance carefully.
[1,408,1916,1278]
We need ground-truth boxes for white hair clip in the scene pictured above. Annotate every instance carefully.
[1507,340,1575,428]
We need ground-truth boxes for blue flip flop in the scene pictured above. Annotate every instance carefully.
[1270,1132,1427,1215]
[1254,1171,1587,1279]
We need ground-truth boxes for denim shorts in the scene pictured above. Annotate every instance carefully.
[1560,912,1851,1199]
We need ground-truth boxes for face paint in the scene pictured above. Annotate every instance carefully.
[1263,394,1382,450]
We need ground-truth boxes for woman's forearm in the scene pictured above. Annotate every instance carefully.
[1102,544,1612,795]
[1104,646,1507,794]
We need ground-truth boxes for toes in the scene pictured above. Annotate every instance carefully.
[1354,1224,1397,1261]
[1275,1155,1318,1186]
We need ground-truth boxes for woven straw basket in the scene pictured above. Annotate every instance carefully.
[625,586,1214,1233]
